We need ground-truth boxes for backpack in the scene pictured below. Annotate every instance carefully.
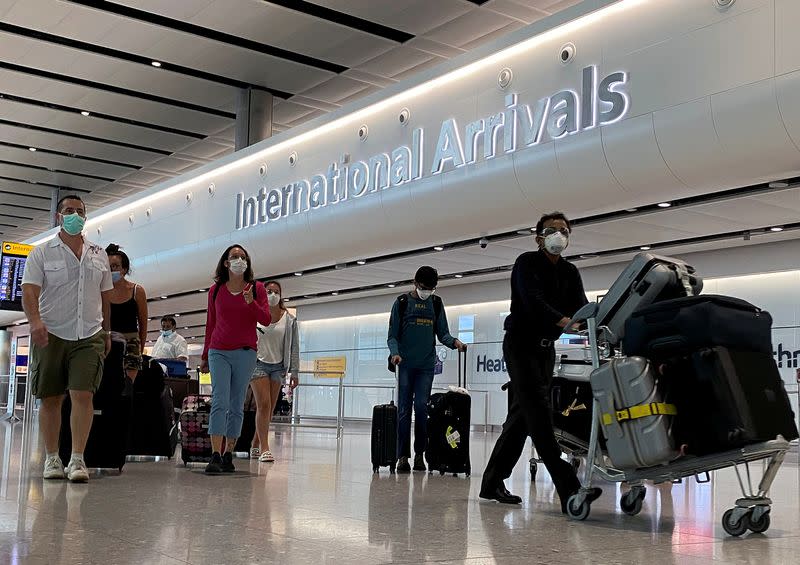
[387,293,443,372]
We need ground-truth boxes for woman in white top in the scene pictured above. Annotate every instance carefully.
[250,280,299,462]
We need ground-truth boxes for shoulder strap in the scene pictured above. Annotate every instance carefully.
[432,295,443,320]
[131,284,138,300]
[398,293,408,317]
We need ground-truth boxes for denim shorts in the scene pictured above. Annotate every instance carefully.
[252,360,286,383]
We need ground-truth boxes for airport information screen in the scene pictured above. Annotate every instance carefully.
[0,241,33,312]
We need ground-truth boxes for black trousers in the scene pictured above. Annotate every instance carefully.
[482,333,581,500]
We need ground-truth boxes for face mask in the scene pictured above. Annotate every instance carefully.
[544,232,569,255]
[161,330,173,338]
[61,213,85,236]
[228,258,247,275]
[111,271,122,283]
[417,289,434,301]
[268,293,281,307]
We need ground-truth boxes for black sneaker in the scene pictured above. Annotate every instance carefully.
[413,454,426,472]
[221,452,236,473]
[396,456,411,473]
[205,452,223,474]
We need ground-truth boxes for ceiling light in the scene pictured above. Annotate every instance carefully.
[356,260,366,265]
[769,181,789,188]
[387,284,396,288]
[516,230,530,235]
[80,111,90,117]
[331,291,339,296]
[151,61,162,67]
[183,327,189,330]
[580,254,599,259]
[625,208,638,213]
[28,147,37,152]
[198,288,206,292]
[433,246,444,251]
[454,274,463,278]
[640,246,651,250]
[770,226,784,232]
[160,295,168,299]
[174,313,181,317]
[657,202,671,208]
[294,272,303,277]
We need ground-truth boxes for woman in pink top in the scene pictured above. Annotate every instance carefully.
[200,244,270,474]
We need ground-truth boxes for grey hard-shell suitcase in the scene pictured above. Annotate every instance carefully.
[590,356,678,469]
[594,253,702,346]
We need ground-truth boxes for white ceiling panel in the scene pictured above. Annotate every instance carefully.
[356,46,445,79]
[422,9,520,49]
[486,0,549,22]
[311,0,473,35]
[0,145,135,180]
[0,162,105,190]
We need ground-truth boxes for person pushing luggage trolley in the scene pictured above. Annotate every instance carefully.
[480,212,602,512]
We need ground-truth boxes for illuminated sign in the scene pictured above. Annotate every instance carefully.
[235,65,629,230]
[1,241,33,312]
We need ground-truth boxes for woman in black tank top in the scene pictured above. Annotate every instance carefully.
[106,244,149,381]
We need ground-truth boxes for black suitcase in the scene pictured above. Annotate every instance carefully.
[128,383,178,457]
[165,377,199,412]
[234,384,257,453]
[624,295,773,359]
[667,347,798,455]
[425,351,471,476]
[371,401,398,473]
[59,340,130,471]
[551,377,597,449]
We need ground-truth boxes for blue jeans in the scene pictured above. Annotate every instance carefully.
[252,360,286,383]
[208,348,257,438]
[397,365,435,459]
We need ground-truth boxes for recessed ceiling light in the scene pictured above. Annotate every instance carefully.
[433,246,444,251]
[770,226,784,232]
[516,230,530,235]
[769,181,789,188]
[331,291,339,296]
[28,147,37,152]
[183,327,189,330]
[625,208,638,213]
[640,246,651,250]
[80,111,90,117]
[356,260,366,265]
[580,254,599,259]
[657,202,672,208]
[198,288,206,292]
[294,272,303,276]
[454,274,463,278]
[174,313,181,317]
[151,61,162,67]
[387,284,396,288]
[160,295,168,299]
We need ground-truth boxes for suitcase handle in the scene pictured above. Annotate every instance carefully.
[458,349,467,388]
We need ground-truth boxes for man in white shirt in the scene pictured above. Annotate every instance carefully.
[151,316,189,361]
[22,195,113,483]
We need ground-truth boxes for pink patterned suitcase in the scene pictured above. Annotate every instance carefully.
[180,395,212,465]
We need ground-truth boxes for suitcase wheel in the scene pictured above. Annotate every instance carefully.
[452,473,457,478]
[389,465,396,475]
[439,470,445,476]
[373,466,378,474]
[530,460,538,480]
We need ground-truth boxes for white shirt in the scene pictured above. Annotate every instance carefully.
[257,314,287,364]
[151,332,189,360]
[22,236,113,341]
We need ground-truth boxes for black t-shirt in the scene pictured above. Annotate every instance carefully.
[504,250,588,340]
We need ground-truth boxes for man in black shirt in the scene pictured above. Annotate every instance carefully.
[480,212,602,513]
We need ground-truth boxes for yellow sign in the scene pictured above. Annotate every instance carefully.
[2,242,33,257]
[198,371,212,385]
[313,357,346,378]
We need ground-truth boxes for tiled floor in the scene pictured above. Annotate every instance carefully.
[0,418,798,564]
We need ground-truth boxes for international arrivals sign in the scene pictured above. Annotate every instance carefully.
[235,66,629,230]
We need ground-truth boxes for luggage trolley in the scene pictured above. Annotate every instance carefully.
[563,255,791,536]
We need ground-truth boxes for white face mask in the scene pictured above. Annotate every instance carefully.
[268,293,281,307]
[417,289,434,301]
[228,258,247,275]
[544,232,569,255]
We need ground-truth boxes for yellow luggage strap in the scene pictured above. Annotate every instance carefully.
[602,402,677,426]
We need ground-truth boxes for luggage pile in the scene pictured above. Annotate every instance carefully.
[561,253,797,537]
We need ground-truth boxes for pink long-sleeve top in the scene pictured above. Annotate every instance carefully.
[202,281,271,360]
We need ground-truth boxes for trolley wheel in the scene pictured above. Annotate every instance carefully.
[566,494,591,521]
[620,488,645,516]
[722,508,749,537]
[748,510,771,534]
[529,460,538,480]
[570,458,581,473]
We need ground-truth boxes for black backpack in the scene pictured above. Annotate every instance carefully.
[387,293,443,372]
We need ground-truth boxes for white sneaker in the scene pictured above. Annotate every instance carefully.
[65,459,89,483]
[43,455,65,480]
[259,451,275,463]
[250,447,261,459]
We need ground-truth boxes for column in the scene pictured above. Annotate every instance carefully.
[235,88,274,151]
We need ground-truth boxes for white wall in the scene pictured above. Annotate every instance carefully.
[296,241,800,426]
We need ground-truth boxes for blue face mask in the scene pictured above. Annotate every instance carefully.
[161,330,173,338]
[61,213,85,236]
[111,271,122,283]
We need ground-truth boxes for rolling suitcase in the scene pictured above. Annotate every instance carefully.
[180,395,213,464]
[425,351,471,476]
[371,400,398,473]
[165,377,199,412]
[128,383,178,457]
[590,356,678,469]
[59,340,130,471]
[234,384,257,453]
[593,253,702,346]
[551,377,597,449]
[623,295,773,359]
[666,347,799,455]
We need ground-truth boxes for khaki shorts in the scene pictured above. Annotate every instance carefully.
[29,332,106,399]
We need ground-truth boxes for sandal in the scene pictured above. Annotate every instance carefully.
[250,447,261,459]
[259,451,275,463]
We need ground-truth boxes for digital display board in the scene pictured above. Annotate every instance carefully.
[0,241,33,312]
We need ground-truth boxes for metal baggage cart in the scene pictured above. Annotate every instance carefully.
[564,301,791,537]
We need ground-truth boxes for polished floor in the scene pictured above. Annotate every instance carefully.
[0,418,799,565]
